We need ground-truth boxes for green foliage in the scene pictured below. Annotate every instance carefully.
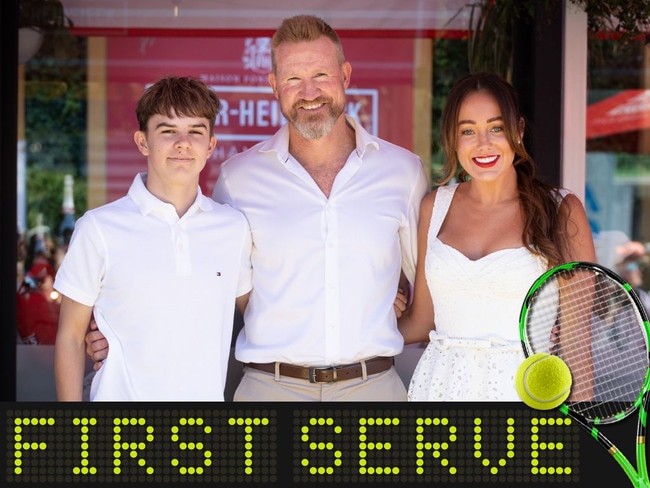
[22,1,87,240]
[431,38,470,181]
[465,0,515,76]
[460,0,559,77]
[461,0,650,77]
[571,0,650,42]
[586,37,646,94]
[24,81,86,170]
[616,154,650,178]
[25,169,86,240]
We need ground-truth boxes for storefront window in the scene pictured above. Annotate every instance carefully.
[585,37,650,285]
[16,1,649,402]
[15,0,471,400]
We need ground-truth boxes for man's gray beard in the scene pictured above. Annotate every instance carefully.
[289,103,344,140]
[293,115,337,140]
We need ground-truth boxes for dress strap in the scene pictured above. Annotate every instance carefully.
[553,187,570,207]
[429,183,458,238]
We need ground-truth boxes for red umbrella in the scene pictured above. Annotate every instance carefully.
[586,89,650,139]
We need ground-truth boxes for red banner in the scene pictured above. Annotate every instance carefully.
[106,36,416,201]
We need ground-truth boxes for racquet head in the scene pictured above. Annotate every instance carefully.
[520,261,650,424]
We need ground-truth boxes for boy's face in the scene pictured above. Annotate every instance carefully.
[133,110,216,193]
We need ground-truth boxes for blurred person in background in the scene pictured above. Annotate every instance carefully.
[617,255,650,317]
[16,260,61,345]
[594,230,650,315]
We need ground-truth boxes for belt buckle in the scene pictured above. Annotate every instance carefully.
[308,366,337,383]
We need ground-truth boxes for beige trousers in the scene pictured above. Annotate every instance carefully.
[233,366,407,402]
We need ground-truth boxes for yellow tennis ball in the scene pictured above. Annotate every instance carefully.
[515,352,572,410]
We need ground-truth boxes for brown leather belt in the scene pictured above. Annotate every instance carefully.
[246,356,394,383]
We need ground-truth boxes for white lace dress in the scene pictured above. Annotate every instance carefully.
[408,184,549,401]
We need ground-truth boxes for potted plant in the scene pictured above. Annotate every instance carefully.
[463,0,650,76]
[18,0,72,64]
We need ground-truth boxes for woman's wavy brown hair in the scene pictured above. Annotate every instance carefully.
[438,72,568,267]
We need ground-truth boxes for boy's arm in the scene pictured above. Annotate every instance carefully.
[54,296,94,401]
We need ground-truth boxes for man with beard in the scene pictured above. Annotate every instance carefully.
[86,15,429,401]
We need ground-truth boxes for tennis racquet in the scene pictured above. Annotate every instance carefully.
[519,261,650,487]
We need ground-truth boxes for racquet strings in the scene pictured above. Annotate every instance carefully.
[524,266,649,424]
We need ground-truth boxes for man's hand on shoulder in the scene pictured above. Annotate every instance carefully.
[85,318,108,371]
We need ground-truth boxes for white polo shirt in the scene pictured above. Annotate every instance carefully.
[54,173,252,401]
[213,116,429,366]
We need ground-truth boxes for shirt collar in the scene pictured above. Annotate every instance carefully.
[258,115,380,162]
[128,172,213,216]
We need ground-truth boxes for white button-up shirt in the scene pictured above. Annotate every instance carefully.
[213,116,429,366]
